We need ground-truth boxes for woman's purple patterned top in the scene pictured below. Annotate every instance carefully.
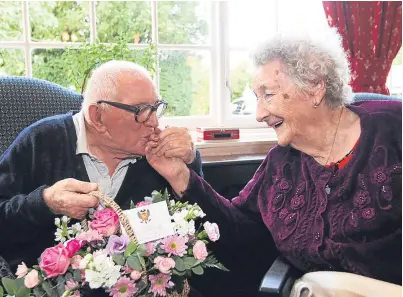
[182,100,402,284]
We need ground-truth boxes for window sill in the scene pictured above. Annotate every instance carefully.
[192,128,278,158]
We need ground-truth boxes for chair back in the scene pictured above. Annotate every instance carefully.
[0,77,82,155]
[352,92,402,102]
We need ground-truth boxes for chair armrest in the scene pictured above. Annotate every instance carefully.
[258,257,301,297]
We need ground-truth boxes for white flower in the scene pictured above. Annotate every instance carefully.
[71,223,82,234]
[54,228,66,242]
[187,220,196,235]
[144,196,153,202]
[169,200,176,207]
[54,218,61,227]
[173,219,195,236]
[79,254,94,269]
[85,270,104,289]
[173,219,189,236]
[197,208,206,218]
[61,216,69,223]
[85,253,121,289]
[172,209,188,222]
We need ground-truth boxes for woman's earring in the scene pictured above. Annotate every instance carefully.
[313,103,318,108]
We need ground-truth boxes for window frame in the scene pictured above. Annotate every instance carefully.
[0,0,400,134]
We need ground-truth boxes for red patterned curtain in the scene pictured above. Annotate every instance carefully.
[323,1,402,94]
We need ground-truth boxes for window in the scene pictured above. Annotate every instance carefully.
[0,1,401,131]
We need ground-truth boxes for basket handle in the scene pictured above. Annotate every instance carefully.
[81,191,138,246]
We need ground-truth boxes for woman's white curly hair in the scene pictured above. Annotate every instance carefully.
[251,27,353,108]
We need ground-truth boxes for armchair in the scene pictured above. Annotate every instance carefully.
[0,76,82,155]
[259,92,402,297]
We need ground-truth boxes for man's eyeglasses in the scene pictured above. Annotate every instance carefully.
[97,100,168,123]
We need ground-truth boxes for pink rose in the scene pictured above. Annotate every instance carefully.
[145,241,157,256]
[193,241,207,261]
[65,239,85,257]
[39,243,71,278]
[76,230,103,242]
[65,279,79,290]
[136,201,152,208]
[24,270,40,288]
[203,222,220,242]
[154,256,176,274]
[16,262,28,278]
[130,270,142,281]
[71,255,83,270]
[89,208,119,236]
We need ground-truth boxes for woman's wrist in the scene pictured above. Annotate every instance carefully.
[168,167,190,198]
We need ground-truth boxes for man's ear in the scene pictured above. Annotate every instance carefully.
[88,104,107,133]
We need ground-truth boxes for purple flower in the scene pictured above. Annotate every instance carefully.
[371,167,389,184]
[290,195,305,210]
[362,208,376,219]
[279,179,291,191]
[353,190,371,208]
[106,235,130,255]
[279,208,288,220]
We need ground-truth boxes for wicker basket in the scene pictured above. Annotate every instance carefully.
[81,191,190,297]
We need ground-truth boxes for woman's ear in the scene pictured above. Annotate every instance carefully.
[311,80,326,107]
[88,104,107,133]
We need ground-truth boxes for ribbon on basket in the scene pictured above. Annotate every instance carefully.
[81,191,138,244]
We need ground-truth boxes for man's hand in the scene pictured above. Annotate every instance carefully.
[148,127,196,164]
[43,178,99,219]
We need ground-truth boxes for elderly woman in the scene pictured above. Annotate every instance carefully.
[146,28,402,286]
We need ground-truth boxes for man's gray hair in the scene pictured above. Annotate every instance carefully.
[82,60,152,113]
[251,27,352,108]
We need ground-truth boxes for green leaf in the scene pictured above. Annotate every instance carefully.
[2,277,17,295]
[112,253,126,266]
[137,255,146,268]
[183,257,197,269]
[136,244,147,257]
[14,278,25,290]
[33,286,46,297]
[130,200,136,209]
[163,188,170,200]
[124,241,138,257]
[16,286,31,297]
[174,257,185,272]
[191,265,204,275]
[73,270,81,282]
[172,268,186,276]
[127,255,142,271]
[0,286,4,296]
[41,281,57,297]
[56,275,65,296]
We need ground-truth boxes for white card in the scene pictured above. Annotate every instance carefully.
[123,201,175,244]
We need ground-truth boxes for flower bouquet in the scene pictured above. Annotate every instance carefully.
[0,189,227,297]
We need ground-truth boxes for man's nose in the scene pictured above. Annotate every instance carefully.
[256,99,270,122]
[145,112,159,128]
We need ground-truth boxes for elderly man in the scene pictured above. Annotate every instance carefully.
[0,61,201,273]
